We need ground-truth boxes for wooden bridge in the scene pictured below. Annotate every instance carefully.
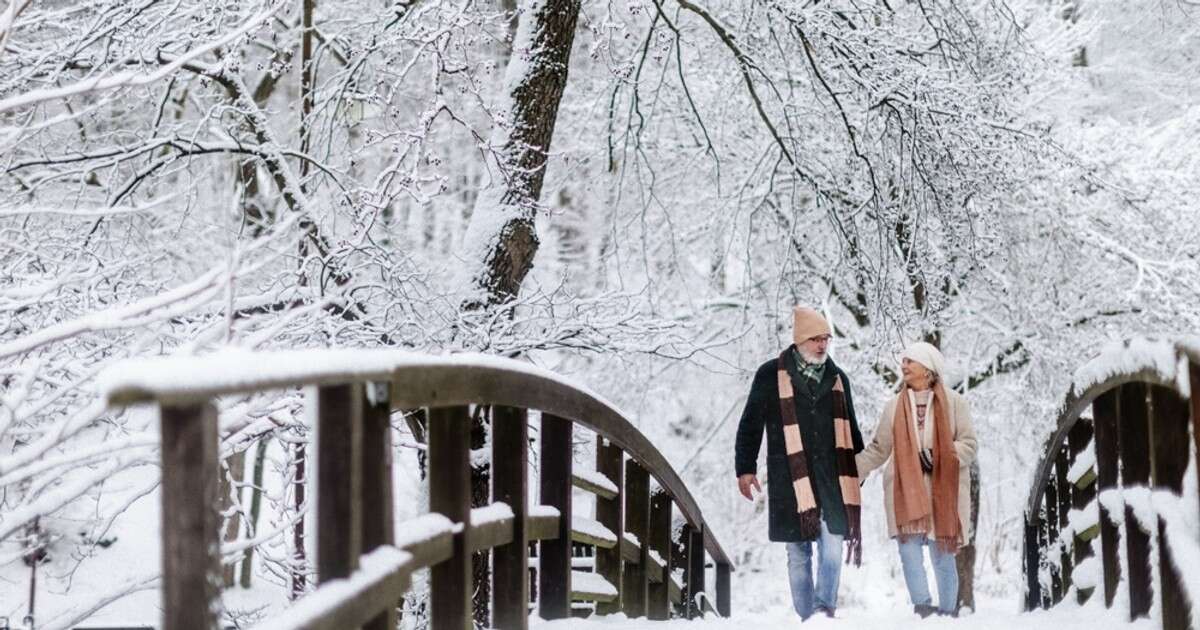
[101,350,733,630]
[1025,338,1200,630]
[92,337,1200,630]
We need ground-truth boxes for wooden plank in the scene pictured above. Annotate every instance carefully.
[1150,385,1190,630]
[396,514,457,570]
[594,436,624,615]
[255,547,415,630]
[716,562,731,617]
[573,470,619,500]
[538,414,573,620]
[160,402,220,630]
[619,534,641,563]
[429,406,472,630]
[688,526,706,618]
[572,515,618,549]
[492,406,529,630]
[1092,388,1121,608]
[647,490,672,620]
[1118,382,1152,620]
[362,382,396,630]
[527,510,559,542]
[622,460,649,618]
[469,509,515,552]
[570,570,618,603]
[316,384,364,583]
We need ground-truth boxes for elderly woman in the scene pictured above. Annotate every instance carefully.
[856,342,977,618]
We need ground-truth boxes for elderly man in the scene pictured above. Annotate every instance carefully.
[734,307,865,620]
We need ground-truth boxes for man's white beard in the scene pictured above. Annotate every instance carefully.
[798,348,827,365]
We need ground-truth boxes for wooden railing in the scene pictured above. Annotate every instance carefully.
[101,350,734,629]
[1023,338,1200,630]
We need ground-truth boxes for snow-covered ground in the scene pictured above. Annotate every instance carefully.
[534,596,1154,630]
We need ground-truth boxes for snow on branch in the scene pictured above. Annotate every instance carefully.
[0,2,283,115]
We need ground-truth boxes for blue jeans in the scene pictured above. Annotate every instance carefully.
[786,520,843,618]
[897,535,958,613]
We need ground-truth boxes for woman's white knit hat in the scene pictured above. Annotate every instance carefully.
[900,341,946,378]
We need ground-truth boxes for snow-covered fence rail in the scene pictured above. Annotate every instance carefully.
[1023,338,1200,630]
[99,349,733,629]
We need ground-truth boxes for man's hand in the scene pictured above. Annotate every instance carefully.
[737,474,761,501]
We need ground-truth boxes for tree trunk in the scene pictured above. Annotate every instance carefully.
[219,450,246,587]
[239,439,269,588]
[957,460,981,612]
[459,0,583,307]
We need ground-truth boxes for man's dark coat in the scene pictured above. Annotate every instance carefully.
[734,348,865,541]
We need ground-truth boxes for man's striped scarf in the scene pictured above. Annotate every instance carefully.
[777,350,862,565]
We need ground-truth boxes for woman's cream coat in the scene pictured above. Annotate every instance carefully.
[855,388,978,543]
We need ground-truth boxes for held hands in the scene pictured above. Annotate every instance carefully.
[737,474,761,501]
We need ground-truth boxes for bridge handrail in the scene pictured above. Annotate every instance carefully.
[100,348,733,628]
[1024,338,1198,517]
[1023,336,1200,627]
[101,348,732,566]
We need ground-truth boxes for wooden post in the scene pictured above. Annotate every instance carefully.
[647,490,672,620]
[361,382,396,630]
[688,526,706,617]
[595,437,624,615]
[315,384,364,582]
[622,460,650,618]
[1092,388,1121,608]
[1055,446,1072,598]
[673,524,691,618]
[430,406,472,630]
[716,562,731,617]
[160,402,221,630]
[1150,385,1191,630]
[1044,465,1061,603]
[1068,419,1096,605]
[1191,363,1200,529]
[492,406,529,630]
[1023,513,1042,611]
[1037,505,1052,609]
[1118,382,1152,620]
[538,414,573,620]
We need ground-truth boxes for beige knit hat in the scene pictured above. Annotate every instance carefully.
[900,341,946,378]
[792,306,832,345]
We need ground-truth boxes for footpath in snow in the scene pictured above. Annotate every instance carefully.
[532,599,1157,630]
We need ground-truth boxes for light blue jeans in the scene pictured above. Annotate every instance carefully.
[897,535,958,613]
[786,520,843,618]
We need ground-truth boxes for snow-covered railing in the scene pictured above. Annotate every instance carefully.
[100,349,732,629]
[1023,337,1200,630]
